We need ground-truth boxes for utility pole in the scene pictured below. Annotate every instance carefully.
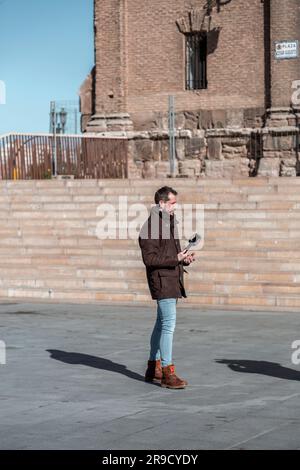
[168,95,176,177]
[50,101,57,177]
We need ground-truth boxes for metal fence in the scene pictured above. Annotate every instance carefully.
[0,134,128,180]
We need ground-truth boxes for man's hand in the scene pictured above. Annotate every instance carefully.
[183,252,196,265]
[177,249,190,262]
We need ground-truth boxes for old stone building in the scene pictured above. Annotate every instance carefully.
[79,0,300,178]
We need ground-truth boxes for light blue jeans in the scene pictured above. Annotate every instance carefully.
[149,298,178,367]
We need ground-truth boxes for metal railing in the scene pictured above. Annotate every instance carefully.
[0,133,128,180]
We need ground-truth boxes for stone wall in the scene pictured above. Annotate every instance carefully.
[127,126,299,179]
[83,0,266,131]
[81,0,300,179]
[132,107,265,133]
[259,129,299,177]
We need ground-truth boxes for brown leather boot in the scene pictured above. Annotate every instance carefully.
[145,359,163,383]
[161,364,187,389]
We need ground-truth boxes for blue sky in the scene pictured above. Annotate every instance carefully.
[0,0,94,134]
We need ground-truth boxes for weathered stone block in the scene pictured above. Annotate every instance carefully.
[179,130,193,138]
[156,161,172,178]
[207,138,222,160]
[179,160,202,177]
[133,112,160,131]
[184,111,199,130]
[161,141,169,161]
[281,151,297,161]
[185,137,206,159]
[223,144,247,158]
[152,141,161,161]
[280,157,297,177]
[142,161,156,178]
[222,137,247,147]
[212,110,227,129]
[199,109,227,130]
[264,134,296,151]
[257,158,280,177]
[205,159,249,178]
[134,140,153,162]
[263,150,282,158]
[244,107,264,128]
[176,140,185,161]
[226,109,244,128]
[287,116,297,126]
[128,160,143,178]
[175,113,186,130]
[222,151,237,160]
[199,110,213,129]
[280,163,296,177]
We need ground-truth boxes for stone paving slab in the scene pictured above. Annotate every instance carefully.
[0,301,300,450]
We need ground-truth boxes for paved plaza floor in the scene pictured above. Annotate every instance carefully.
[0,300,300,450]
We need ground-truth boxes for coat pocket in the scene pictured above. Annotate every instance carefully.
[158,268,178,277]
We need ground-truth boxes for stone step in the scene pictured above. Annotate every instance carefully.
[0,189,298,202]
[1,176,300,187]
[0,189,275,200]
[0,257,299,275]
[2,276,300,296]
[1,284,300,311]
[4,217,300,232]
[0,277,146,291]
[0,182,294,192]
[0,179,299,196]
[1,238,300,252]
[184,280,300,295]
[2,234,300,250]
[0,246,300,259]
[1,178,300,311]
[204,239,300,249]
[2,209,299,220]
[2,201,300,212]
[0,250,298,263]
[184,293,300,310]
[0,266,143,279]
[1,194,292,206]
[1,190,300,203]
[1,264,300,284]
[0,224,299,241]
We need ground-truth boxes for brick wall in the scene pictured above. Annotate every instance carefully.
[93,0,266,127]
[94,0,127,114]
[270,0,300,108]
[126,0,265,116]
[82,1,300,179]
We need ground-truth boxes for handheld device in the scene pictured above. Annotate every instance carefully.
[183,233,201,252]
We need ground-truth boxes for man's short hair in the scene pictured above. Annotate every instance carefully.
[154,186,177,204]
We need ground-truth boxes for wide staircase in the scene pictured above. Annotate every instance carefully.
[0,178,300,311]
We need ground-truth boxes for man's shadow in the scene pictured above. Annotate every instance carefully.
[216,359,300,381]
[46,349,146,383]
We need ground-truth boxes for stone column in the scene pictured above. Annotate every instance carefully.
[266,0,300,126]
[85,0,133,133]
[258,0,300,177]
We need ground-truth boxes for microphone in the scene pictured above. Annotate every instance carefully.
[183,233,201,252]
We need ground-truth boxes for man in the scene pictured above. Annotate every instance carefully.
[138,186,196,389]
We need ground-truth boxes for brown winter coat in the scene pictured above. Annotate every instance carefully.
[138,205,188,300]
